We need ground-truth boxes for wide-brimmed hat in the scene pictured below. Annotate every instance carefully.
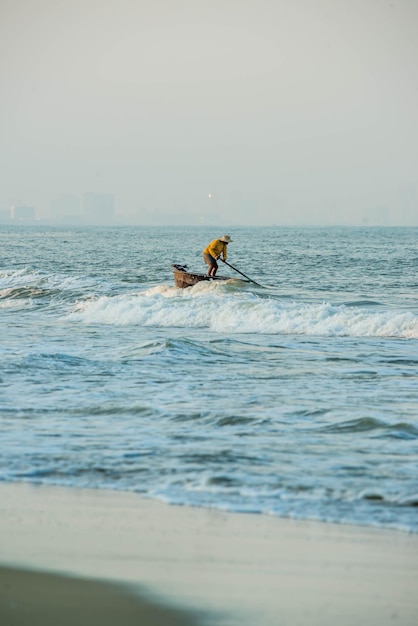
[220,235,233,243]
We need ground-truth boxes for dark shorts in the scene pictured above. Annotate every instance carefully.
[203,253,218,269]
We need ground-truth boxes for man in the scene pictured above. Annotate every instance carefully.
[202,235,233,277]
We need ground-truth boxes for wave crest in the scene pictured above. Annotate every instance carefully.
[69,286,418,339]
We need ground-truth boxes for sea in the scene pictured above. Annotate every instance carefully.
[1,224,417,532]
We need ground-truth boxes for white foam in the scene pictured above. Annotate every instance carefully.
[68,284,418,339]
[0,268,104,292]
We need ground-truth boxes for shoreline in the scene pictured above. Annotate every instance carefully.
[1,482,417,625]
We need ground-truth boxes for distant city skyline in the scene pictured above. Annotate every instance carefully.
[1,187,416,227]
[1,1,417,226]
[1,178,416,226]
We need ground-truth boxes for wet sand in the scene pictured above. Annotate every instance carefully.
[0,482,417,626]
[0,565,199,626]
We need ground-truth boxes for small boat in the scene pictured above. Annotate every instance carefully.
[172,264,233,289]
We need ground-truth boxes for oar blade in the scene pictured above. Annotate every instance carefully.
[221,260,264,288]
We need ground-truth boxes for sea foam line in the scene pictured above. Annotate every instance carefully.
[68,285,418,339]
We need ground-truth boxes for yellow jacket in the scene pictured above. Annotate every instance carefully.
[203,239,228,260]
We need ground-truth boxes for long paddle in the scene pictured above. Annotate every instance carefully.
[220,259,264,288]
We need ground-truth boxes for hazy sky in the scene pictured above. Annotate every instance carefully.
[1,0,417,224]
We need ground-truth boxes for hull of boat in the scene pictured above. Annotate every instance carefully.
[172,265,231,289]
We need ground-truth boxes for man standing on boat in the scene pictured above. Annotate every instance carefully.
[202,235,233,277]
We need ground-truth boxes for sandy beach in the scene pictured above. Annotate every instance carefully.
[0,482,417,626]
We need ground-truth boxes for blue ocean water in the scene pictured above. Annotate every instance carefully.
[1,225,417,532]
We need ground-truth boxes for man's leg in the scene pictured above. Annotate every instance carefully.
[204,253,217,277]
[210,258,218,276]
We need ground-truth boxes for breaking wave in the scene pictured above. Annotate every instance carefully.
[69,283,418,339]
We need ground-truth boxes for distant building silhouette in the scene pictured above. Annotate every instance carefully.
[83,193,115,224]
[51,194,81,222]
[0,209,11,223]
[11,205,36,221]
